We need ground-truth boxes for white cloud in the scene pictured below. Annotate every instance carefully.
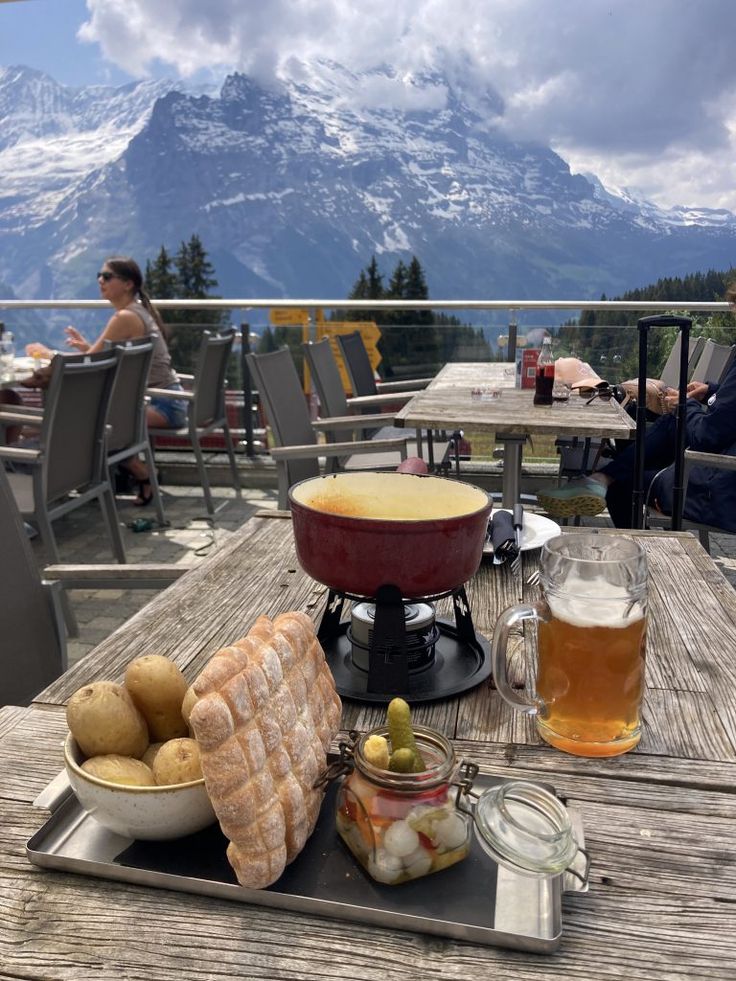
[78,0,736,210]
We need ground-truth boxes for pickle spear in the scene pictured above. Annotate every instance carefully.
[387,697,426,772]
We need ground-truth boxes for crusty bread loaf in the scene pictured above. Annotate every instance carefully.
[189,612,342,889]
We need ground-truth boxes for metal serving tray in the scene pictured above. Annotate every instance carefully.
[27,770,588,953]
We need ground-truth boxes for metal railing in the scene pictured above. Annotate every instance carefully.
[1,297,731,456]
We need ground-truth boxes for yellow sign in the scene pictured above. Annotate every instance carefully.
[317,322,382,393]
[269,307,309,326]
[269,307,326,326]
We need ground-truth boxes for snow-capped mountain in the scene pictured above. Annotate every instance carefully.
[1,63,735,341]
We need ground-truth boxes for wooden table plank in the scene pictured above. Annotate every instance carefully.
[395,363,635,440]
[4,516,736,979]
[4,709,736,980]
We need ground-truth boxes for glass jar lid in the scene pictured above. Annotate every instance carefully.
[473,780,578,876]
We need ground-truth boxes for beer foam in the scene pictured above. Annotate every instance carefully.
[546,574,644,629]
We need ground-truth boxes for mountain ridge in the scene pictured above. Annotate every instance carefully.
[1,62,735,339]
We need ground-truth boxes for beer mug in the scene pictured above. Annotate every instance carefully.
[492,534,647,758]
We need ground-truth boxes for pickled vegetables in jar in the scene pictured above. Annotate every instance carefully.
[335,725,471,885]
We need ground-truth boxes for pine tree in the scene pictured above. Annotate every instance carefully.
[563,268,736,380]
[162,235,230,371]
[365,256,384,298]
[144,246,179,300]
[336,255,491,378]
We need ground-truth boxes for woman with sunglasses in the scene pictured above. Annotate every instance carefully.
[64,257,187,506]
[538,285,736,530]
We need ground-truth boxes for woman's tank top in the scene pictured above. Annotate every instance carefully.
[124,301,178,389]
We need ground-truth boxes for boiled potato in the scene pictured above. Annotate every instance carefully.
[152,737,203,786]
[124,655,189,742]
[81,754,155,787]
[67,681,149,759]
[181,686,198,733]
[141,742,165,769]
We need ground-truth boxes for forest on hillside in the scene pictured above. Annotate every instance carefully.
[557,267,736,383]
[142,237,736,385]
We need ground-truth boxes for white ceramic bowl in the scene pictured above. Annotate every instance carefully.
[63,734,217,840]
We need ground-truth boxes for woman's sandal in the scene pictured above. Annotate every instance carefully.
[134,480,154,507]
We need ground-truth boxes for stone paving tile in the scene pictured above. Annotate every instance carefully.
[30,484,279,667]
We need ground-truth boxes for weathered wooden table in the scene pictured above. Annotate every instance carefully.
[395,362,635,504]
[2,512,735,979]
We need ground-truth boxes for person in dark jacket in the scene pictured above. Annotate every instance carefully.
[538,286,736,530]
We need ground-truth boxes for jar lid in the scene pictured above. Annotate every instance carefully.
[473,780,578,877]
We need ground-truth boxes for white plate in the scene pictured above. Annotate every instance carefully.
[483,510,561,556]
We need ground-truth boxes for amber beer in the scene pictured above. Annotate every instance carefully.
[536,581,646,757]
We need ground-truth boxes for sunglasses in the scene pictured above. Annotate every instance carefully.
[97,271,118,282]
[585,387,614,405]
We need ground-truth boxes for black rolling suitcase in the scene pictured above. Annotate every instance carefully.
[631,315,692,529]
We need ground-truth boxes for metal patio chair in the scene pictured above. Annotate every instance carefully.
[148,329,241,516]
[247,347,409,508]
[106,336,166,526]
[303,338,421,459]
[0,350,126,565]
[658,334,705,388]
[0,463,187,705]
[0,349,127,636]
[688,339,736,385]
[335,330,432,410]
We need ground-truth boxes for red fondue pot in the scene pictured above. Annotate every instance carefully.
[289,472,492,598]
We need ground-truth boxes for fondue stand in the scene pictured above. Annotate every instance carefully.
[316,581,492,703]
[289,472,493,704]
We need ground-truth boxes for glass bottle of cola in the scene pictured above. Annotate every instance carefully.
[533,336,555,406]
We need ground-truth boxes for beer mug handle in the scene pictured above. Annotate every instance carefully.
[492,602,546,716]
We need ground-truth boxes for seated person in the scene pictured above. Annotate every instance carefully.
[64,256,187,506]
[538,289,736,529]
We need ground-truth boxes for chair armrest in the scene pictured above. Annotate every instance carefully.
[312,411,400,433]
[177,373,195,383]
[377,377,433,393]
[270,436,408,461]
[0,409,44,425]
[347,392,419,409]
[43,563,191,589]
[683,449,736,471]
[0,404,45,417]
[147,387,194,401]
[0,445,41,463]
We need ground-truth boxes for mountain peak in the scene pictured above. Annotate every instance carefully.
[0,62,735,311]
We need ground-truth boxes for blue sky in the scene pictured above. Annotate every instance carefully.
[0,0,131,87]
[2,0,736,212]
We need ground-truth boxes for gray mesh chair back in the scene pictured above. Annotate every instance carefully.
[107,337,153,454]
[193,330,233,428]
[303,337,350,419]
[658,334,705,388]
[336,331,379,397]
[40,351,118,504]
[0,465,66,706]
[149,329,240,515]
[2,349,126,635]
[246,348,321,489]
[689,339,736,385]
[106,338,166,525]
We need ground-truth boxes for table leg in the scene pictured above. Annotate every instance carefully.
[498,434,526,506]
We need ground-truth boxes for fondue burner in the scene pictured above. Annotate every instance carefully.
[349,602,440,674]
[318,583,492,704]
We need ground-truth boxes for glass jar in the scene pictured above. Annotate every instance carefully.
[330,728,590,888]
[335,726,471,885]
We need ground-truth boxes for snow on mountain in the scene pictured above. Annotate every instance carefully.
[0,61,735,328]
[0,66,178,227]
